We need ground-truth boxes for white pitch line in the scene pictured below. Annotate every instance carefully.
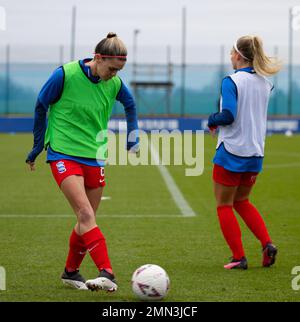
[101,196,111,200]
[264,163,300,169]
[267,152,300,158]
[0,214,184,219]
[149,142,196,217]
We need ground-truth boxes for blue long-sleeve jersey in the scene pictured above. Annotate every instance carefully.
[27,58,139,166]
[208,76,237,127]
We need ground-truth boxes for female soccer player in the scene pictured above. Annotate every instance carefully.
[26,33,139,290]
[208,35,281,270]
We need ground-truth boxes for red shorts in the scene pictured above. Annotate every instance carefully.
[213,164,258,187]
[50,159,106,189]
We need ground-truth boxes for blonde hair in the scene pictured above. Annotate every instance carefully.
[235,35,282,76]
[95,32,127,61]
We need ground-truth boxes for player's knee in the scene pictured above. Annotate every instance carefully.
[216,195,234,207]
[77,205,94,224]
[217,201,233,208]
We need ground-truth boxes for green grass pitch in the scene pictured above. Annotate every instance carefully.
[0,133,300,302]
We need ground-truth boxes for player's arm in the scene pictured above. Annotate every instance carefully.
[116,79,139,153]
[208,77,237,129]
[26,67,64,170]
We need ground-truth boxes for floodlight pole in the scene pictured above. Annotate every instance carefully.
[288,7,293,116]
[167,45,172,115]
[5,44,10,115]
[288,6,300,116]
[180,7,186,117]
[219,45,225,83]
[70,6,76,61]
[133,29,140,82]
[59,45,64,66]
[132,29,140,101]
[273,46,278,115]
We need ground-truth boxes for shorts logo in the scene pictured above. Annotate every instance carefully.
[250,175,257,182]
[100,167,105,177]
[56,161,66,174]
[99,167,105,184]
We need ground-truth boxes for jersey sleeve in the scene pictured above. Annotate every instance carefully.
[221,76,238,118]
[26,67,64,162]
[38,67,65,108]
[116,80,139,150]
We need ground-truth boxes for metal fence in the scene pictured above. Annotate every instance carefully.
[0,44,299,116]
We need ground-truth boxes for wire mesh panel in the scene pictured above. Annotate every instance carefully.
[0,44,299,116]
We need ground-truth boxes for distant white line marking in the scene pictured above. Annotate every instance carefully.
[101,196,111,200]
[264,163,300,169]
[267,152,300,158]
[149,142,196,217]
[0,214,185,219]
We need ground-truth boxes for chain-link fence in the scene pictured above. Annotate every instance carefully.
[0,44,299,116]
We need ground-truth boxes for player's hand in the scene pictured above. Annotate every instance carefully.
[26,160,36,171]
[208,113,218,137]
[208,125,218,137]
[26,146,42,171]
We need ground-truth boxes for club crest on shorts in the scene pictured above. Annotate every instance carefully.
[56,161,66,174]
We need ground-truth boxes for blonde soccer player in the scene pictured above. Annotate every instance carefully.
[26,33,139,290]
[208,35,281,269]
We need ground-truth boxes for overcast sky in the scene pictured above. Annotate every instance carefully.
[0,0,300,63]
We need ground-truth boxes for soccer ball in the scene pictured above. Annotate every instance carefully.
[131,264,170,301]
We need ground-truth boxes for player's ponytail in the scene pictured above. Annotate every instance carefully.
[252,36,281,76]
[94,32,127,61]
[235,35,281,76]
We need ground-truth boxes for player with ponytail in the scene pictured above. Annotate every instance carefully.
[208,35,281,269]
[26,33,139,291]
[235,35,281,76]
